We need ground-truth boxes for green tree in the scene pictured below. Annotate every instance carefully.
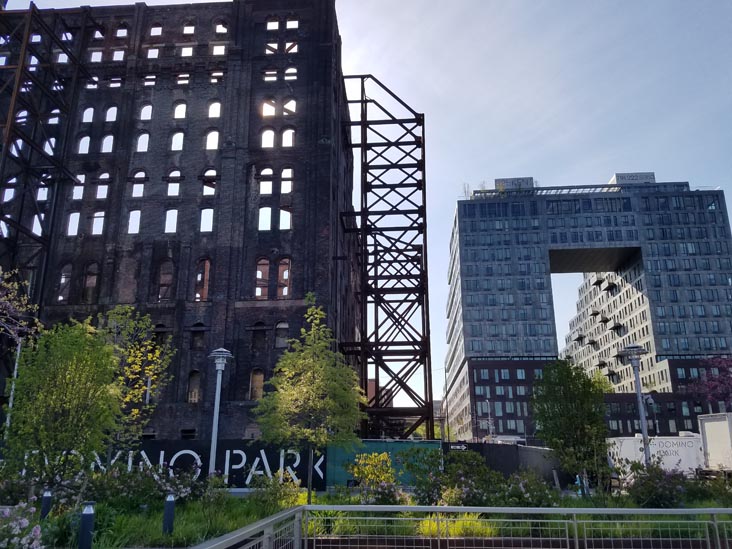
[97,305,173,447]
[532,359,609,493]
[4,320,120,487]
[255,295,366,500]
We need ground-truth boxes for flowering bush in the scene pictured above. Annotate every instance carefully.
[398,448,444,505]
[440,450,504,506]
[349,453,402,504]
[625,462,686,508]
[501,470,558,507]
[0,500,42,549]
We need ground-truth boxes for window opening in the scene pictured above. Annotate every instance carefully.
[43,138,55,155]
[263,69,277,82]
[262,99,276,117]
[210,71,224,83]
[285,42,298,53]
[280,209,292,230]
[82,263,99,303]
[266,20,279,31]
[284,67,297,80]
[215,22,228,34]
[90,50,102,62]
[212,45,226,56]
[140,104,152,120]
[275,322,289,348]
[265,42,277,55]
[194,259,211,301]
[200,208,214,232]
[183,24,195,35]
[187,371,201,403]
[260,168,273,195]
[258,207,271,230]
[282,128,294,147]
[174,102,187,119]
[255,258,269,299]
[128,210,140,234]
[150,25,162,36]
[261,129,274,148]
[147,48,159,59]
[48,109,60,124]
[57,264,72,301]
[208,102,221,118]
[283,99,296,116]
[67,212,80,236]
[143,75,156,86]
[91,211,105,235]
[252,322,266,351]
[176,73,190,85]
[136,133,149,152]
[101,135,114,152]
[250,369,264,400]
[171,132,184,151]
[181,46,193,57]
[113,50,125,61]
[165,210,178,233]
[105,106,117,122]
[191,326,205,350]
[202,169,216,195]
[78,136,90,154]
[277,258,291,297]
[286,19,299,29]
[281,168,293,194]
[82,107,94,122]
[205,130,219,150]
[116,26,128,38]
[96,184,108,199]
[158,260,174,300]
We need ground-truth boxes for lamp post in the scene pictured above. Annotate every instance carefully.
[619,344,651,467]
[208,348,233,475]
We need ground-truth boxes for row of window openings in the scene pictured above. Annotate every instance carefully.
[77,130,222,154]
[84,71,225,89]
[88,43,227,63]
[81,101,222,123]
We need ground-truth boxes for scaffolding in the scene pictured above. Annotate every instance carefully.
[0,3,94,303]
[344,75,434,439]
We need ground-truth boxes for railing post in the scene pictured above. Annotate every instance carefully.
[264,524,274,549]
[572,513,580,549]
[294,510,302,549]
[435,512,442,549]
[711,513,721,549]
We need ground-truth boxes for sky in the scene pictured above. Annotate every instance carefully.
[9,0,732,400]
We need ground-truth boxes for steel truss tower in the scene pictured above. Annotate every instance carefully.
[344,75,434,439]
[0,4,94,303]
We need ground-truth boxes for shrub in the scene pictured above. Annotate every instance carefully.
[439,450,505,506]
[0,500,42,549]
[248,471,302,514]
[626,463,686,508]
[349,452,401,504]
[501,470,558,507]
[398,447,444,505]
[417,513,498,537]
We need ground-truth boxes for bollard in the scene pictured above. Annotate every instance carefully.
[78,501,95,549]
[162,493,175,535]
[40,489,52,520]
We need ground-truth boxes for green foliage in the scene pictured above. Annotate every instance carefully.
[532,360,609,488]
[625,462,686,508]
[398,447,444,505]
[440,450,505,506]
[247,470,302,513]
[255,298,366,449]
[0,499,43,548]
[501,470,558,507]
[4,320,120,487]
[350,452,401,504]
[416,514,498,537]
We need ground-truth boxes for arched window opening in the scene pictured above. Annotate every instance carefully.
[261,129,275,148]
[194,259,211,301]
[208,101,221,118]
[255,258,269,299]
[171,132,184,151]
[168,170,181,196]
[205,130,219,150]
[275,322,289,348]
[131,170,146,197]
[158,260,174,301]
[282,128,295,147]
[279,209,292,230]
[215,22,228,34]
[191,324,206,350]
[82,263,99,303]
[284,67,297,81]
[187,371,201,403]
[105,106,118,122]
[57,264,72,302]
[101,134,114,153]
[202,169,216,195]
[16,110,29,124]
[259,168,273,195]
[258,207,271,231]
[140,104,152,120]
[277,258,291,298]
[48,109,60,124]
[262,99,276,117]
[82,107,94,123]
[250,369,264,400]
[283,98,296,116]
[78,136,90,154]
[136,133,149,152]
[281,168,293,194]
[251,323,267,352]
[173,102,186,119]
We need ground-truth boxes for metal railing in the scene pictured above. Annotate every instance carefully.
[194,505,732,549]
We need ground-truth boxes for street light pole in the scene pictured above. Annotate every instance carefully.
[620,344,651,467]
[208,348,233,475]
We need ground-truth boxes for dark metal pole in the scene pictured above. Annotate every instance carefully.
[40,489,52,519]
[78,502,94,549]
[162,494,175,535]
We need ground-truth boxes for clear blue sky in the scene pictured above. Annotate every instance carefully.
[12,0,732,400]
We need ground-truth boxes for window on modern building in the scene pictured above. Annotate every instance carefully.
[105,106,118,122]
[101,134,114,153]
[262,99,276,117]
[57,264,72,301]
[284,67,297,81]
[205,130,219,150]
[194,258,211,301]
[282,128,294,147]
[280,209,292,230]
[261,129,275,148]
[91,211,105,235]
[140,104,153,120]
[150,24,162,36]
[202,169,216,195]
[277,258,290,298]
[250,369,264,400]
[171,132,184,151]
[82,107,94,123]
[67,212,80,236]
[255,258,269,299]
[281,168,293,194]
[78,136,90,154]
[200,208,213,232]
[164,209,178,233]
[258,207,271,230]
[136,133,149,152]
[260,168,273,194]
[208,101,221,118]
[187,371,201,403]
[275,322,288,348]
[128,210,140,234]
[283,98,296,116]
[158,259,174,300]
[82,263,99,303]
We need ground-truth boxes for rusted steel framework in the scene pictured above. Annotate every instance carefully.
[343,75,434,439]
[0,4,93,303]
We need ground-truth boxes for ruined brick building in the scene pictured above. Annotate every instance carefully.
[0,0,363,440]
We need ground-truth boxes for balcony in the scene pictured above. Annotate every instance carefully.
[610,319,623,330]
[573,331,585,342]
[589,308,600,317]
[600,314,610,323]
[590,273,605,286]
